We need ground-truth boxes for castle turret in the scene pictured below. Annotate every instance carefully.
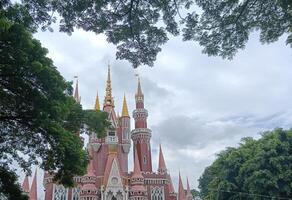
[119,95,131,173]
[131,78,152,172]
[129,149,147,200]
[80,149,98,200]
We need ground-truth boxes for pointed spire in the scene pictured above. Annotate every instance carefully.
[132,149,143,178]
[104,65,114,107]
[29,169,38,200]
[168,174,175,193]
[186,177,192,199]
[158,144,167,174]
[95,90,100,110]
[136,77,143,97]
[121,94,129,117]
[21,175,30,193]
[74,77,81,103]
[178,172,186,200]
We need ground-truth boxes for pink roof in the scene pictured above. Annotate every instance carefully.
[186,177,192,196]
[178,172,186,200]
[136,78,143,96]
[29,169,38,200]
[132,149,143,179]
[103,153,123,186]
[168,174,175,193]
[73,79,80,103]
[22,175,30,193]
[158,145,167,172]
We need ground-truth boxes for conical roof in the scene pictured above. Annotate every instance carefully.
[158,144,167,173]
[22,175,30,193]
[178,172,186,200]
[29,169,38,200]
[121,94,129,117]
[132,149,143,179]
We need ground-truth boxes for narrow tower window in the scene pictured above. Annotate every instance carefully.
[143,156,147,164]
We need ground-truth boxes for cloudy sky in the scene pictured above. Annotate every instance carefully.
[20,24,292,198]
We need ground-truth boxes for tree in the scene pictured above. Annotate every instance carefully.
[183,0,292,59]
[0,13,109,198]
[2,0,291,67]
[198,128,292,200]
[191,189,200,199]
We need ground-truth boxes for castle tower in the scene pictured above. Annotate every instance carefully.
[29,170,38,200]
[186,178,193,200]
[80,149,98,200]
[131,78,152,172]
[129,150,147,200]
[119,95,131,173]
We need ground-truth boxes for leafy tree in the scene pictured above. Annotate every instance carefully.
[191,189,200,199]
[198,129,292,200]
[183,0,292,59]
[0,13,109,198]
[2,0,291,67]
[0,166,28,200]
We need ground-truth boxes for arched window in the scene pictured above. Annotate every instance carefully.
[72,187,80,200]
[53,185,67,200]
[151,187,164,200]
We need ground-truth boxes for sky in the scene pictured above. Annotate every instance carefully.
[18,24,292,198]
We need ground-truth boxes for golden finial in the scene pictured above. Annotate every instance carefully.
[121,94,129,117]
[95,90,100,110]
[104,65,114,107]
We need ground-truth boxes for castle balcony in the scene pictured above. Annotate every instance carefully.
[105,135,118,144]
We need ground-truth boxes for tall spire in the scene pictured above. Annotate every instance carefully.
[95,90,100,110]
[29,169,38,200]
[121,94,129,117]
[73,77,81,103]
[178,172,186,200]
[186,177,192,200]
[158,144,167,174]
[21,175,30,193]
[136,77,144,97]
[104,65,114,107]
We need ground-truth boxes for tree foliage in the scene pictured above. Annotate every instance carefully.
[0,166,28,200]
[2,0,291,67]
[198,128,292,200]
[0,12,109,198]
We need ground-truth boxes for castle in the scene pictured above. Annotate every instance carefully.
[21,66,193,200]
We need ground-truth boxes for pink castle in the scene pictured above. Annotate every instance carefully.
[22,66,193,200]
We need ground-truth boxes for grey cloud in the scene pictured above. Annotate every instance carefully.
[151,115,259,149]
